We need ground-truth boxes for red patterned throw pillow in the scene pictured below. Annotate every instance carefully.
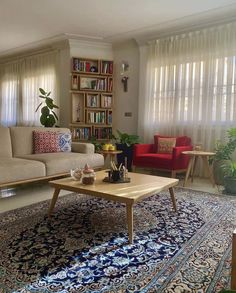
[33,131,60,154]
[157,137,176,154]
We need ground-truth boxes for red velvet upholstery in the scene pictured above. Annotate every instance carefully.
[133,135,193,177]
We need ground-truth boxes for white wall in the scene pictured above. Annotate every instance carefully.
[113,39,139,135]
[57,41,71,128]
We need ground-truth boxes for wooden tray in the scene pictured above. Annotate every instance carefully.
[103,177,131,184]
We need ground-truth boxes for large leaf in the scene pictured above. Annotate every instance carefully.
[45,98,54,109]
[52,110,58,121]
[52,104,59,109]
[35,102,42,112]
[40,114,47,126]
[39,88,46,95]
[45,114,56,127]
[41,106,50,116]
[39,95,46,99]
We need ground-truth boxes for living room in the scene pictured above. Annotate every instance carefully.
[0,0,236,292]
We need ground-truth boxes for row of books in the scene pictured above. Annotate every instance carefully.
[87,111,106,124]
[90,79,107,91]
[101,62,113,74]
[107,111,112,124]
[101,95,112,108]
[73,59,98,73]
[72,128,91,140]
[108,79,113,92]
[94,127,112,139]
[87,95,99,107]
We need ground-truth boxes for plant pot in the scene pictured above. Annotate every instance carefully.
[224,176,236,194]
[116,143,133,172]
[213,160,230,185]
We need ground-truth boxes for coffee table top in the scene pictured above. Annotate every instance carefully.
[50,171,179,204]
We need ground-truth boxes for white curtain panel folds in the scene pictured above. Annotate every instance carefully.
[0,51,59,126]
[139,22,236,153]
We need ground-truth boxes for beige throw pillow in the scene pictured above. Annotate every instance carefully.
[157,137,176,154]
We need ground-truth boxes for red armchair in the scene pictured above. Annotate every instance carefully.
[133,135,193,178]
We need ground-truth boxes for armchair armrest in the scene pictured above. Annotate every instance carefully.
[172,145,193,169]
[133,144,155,156]
[71,142,95,154]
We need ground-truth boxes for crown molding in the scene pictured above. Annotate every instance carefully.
[107,3,236,45]
[68,37,112,50]
[0,33,112,61]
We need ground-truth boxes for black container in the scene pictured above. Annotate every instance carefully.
[111,170,122,182]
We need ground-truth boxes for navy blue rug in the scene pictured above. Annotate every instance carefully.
[0,188,235,292]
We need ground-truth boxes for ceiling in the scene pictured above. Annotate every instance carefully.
[1,0,236,56]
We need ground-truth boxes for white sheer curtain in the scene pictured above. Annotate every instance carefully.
[0,51,59,126]
[139,22,236,152]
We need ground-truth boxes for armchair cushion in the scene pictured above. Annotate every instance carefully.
[157,137,176,153]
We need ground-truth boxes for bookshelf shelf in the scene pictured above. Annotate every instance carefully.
[70,57,114,141]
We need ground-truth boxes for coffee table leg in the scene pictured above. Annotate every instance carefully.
[126,203,134,244]
[48,187,60,217]
[169,187,177,212]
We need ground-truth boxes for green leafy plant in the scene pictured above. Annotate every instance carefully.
[209,127,236,164]
[35,88,59,127]
[114,130,140,147]
[222,161,236,178]
[89,135,103,152]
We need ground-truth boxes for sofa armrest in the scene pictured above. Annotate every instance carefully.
[71,142,95,154]
[172,145,193,169]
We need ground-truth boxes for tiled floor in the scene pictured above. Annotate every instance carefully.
[0,170,223,213]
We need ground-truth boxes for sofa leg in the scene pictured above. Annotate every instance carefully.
[171,171,176,178]
[132,165,136,172]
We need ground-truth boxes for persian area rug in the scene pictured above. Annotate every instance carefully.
[0,188,236,293]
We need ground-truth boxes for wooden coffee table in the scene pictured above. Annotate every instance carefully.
[48,171,179,244]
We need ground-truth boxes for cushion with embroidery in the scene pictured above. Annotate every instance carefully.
[33,131,60,154]
[157,137,176,154]
[58,132,72,152]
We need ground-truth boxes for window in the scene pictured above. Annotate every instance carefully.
[0,51,59,126]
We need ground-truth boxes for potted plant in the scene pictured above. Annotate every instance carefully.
[223,161,236,194]
[35,88,59,127]
[114,130,140,171]
[210,128,236,185]
[89,135,103,152]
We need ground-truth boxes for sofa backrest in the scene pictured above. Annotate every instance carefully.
[0,126,12,157]
[10,127,70,157]
[154,135,192,150]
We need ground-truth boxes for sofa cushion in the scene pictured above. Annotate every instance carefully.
[0,158,46,184]
[58,132,72,152]
[157,137,176,154]
[18,152,104,176]
[33,131,61,154]
[0,127,12,157]
[10,127,70,156]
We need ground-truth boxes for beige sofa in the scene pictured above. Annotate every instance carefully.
[0,126,104,187]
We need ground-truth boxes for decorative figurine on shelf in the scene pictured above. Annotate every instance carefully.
[90,66,97,73]
[76,102,81,122]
